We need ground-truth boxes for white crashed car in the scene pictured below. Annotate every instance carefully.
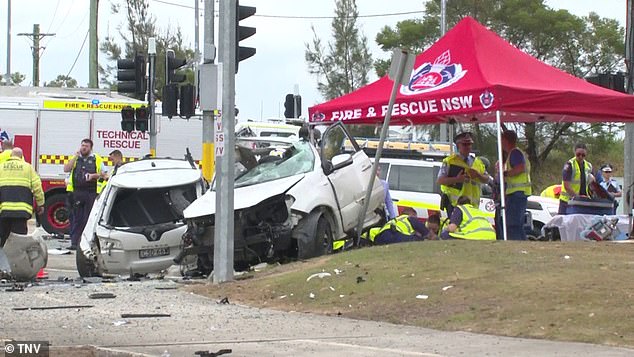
[180,122,385,273]
[77,158,207,277]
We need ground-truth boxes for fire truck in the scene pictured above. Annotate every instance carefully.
[0,86,202,235]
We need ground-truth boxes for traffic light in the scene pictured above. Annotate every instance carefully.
[180,84,196,119]
[162,84,178,118]
[117,55,146,100]
[120,106,136,132]
[284,94,302,118]
[235,1,256,73]
[586,73,626,93]
[166,49,187,85]
[135,106,149,132]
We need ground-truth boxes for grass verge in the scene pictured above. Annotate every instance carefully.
[187,240,634,347]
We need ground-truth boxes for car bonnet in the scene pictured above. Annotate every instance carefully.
[183,174,304,219]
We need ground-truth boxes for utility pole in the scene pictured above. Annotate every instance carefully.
[194,0,200,62]
[5,0,11,85]
[148,38,157,157]
[439,0,449,144]
[88,0,99,88]
[214,0,238,283]
[18,24,54,87]
[625,0,634,225]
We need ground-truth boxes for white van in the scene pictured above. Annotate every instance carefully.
[376,157,559,238]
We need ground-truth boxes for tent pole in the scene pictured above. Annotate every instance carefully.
[496,111,508,241]
[355,50,410,245]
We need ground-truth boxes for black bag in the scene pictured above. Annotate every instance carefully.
[543,226,561,241]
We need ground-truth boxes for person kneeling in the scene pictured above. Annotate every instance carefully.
[440,196,496,240]
[362,207,435,245]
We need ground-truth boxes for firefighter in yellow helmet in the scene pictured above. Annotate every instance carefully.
[437,132,489,217]
[439,196,496,240]
[0,148,45,247]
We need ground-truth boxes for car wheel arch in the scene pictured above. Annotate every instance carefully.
[292,207,337,260]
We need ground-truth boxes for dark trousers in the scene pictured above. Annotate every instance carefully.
[495,192,528,240]
[69,190,97,247]
[0,217,28,247]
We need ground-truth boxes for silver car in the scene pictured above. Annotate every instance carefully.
[77,158,207,277]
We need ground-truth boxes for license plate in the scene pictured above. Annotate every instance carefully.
[138,247,170,259]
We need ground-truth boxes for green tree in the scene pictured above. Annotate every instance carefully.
[100,0,195,97]
[0,72,26,86]
[374,0,624,182]
[45,75,78,88]
[305,0,373,100]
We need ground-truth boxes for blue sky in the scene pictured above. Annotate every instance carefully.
[0,0,626,121]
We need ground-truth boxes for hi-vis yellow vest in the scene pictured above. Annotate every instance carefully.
[560,158,592,203]
[440,154,485,206]
[504,148,532,196]
[362,215,415,242]
[449,204,496,240]
[0,157,45,217]
[66,154,105,194]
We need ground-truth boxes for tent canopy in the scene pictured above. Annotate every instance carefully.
[309,17,634,126]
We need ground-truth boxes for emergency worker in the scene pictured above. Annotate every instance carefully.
[361,207,433,245]
[63,138,106,250]
[0,139,14,162]
[437,132,489,216]
[559,143,593,215]
[498,130,531,240]
[440,196,496,240]
[0,148,44,247]
[599,164,622,214]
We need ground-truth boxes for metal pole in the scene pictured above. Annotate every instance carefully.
[214,0,237,283]
[202,0,215,182]
[195,0,200,62]
[625,0,634,235]
[88,0,99,88]
[5,0,11,85]
[439,0,448,145]
[496,111,508,241]
[356,50,410,242]
[148,38,157,157]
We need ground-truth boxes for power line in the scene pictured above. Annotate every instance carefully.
[66,29,89,78]
[149,0,422,19]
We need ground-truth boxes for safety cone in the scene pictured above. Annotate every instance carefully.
[36,267,48,279]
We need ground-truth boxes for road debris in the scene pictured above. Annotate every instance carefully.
[416,294,429,300]
[113,320,129,326]
[442,285,454,291]
[306,272,331,282]
[309,292,315,299]
[333,268,343,275]
[195,349,232,357]
[564,255,571,260]
[120,313,171,318]
[88,292,117,299]
[13,305,94,311]
[356,276,366,283]
[217,297,230,304]
[329,286,335,291]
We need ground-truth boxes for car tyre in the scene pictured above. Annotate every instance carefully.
[315,216,334,256]
[41,194,70,235]
[76,246,100,278]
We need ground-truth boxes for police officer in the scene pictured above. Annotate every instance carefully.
[559,143,593,215]
[362,207,433,245]
[499,130,531,240]
[439,196,496,240]
[437,132,489,216]
[0,148,45,247]
[63,138,105,250]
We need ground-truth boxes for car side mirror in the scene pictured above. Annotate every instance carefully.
[331,153,353,170]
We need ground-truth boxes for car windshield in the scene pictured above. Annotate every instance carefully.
[233,141,314,188]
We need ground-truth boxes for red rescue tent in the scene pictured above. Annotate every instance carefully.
[308,16,634,125]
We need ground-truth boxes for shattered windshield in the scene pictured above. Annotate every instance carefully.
[234,141,315,188]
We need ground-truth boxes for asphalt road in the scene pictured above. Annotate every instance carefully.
[1,227,634,356]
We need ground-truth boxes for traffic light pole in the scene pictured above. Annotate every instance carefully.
[214,0,237,283]
[202,0,216,182]
[148,38,157,157]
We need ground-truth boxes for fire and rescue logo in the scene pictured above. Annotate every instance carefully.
[479,90,495,109]
[311,112,326,122]
[401,50,467,95]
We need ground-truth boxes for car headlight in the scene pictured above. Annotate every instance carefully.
[285,194,296,210]
[99,238,123,250]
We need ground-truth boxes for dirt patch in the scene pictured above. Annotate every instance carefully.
[187,240,634,348]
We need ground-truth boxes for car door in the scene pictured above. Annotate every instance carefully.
[320,123,375,232]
